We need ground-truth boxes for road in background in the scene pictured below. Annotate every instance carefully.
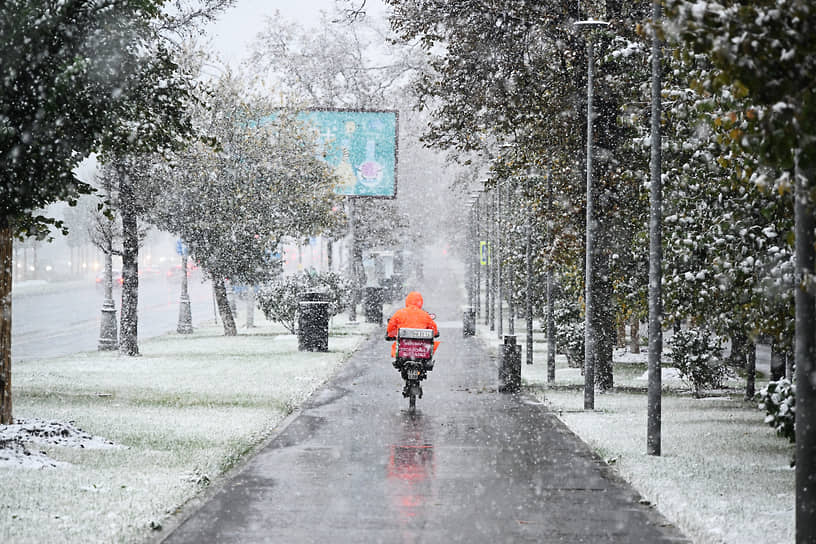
[11,275,215,361]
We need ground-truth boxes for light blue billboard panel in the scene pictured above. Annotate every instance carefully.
[299,110,398,198]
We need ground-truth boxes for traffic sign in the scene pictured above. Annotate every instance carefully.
[480,241,490,265]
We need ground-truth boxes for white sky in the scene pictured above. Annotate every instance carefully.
[206,0,387,67]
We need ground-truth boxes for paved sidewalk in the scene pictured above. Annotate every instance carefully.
[163,271,688,543]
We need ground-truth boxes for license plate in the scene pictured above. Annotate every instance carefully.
[407,369,420,380]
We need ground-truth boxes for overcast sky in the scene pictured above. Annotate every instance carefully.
[206,0,387,67]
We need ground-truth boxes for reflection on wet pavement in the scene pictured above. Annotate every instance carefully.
[387,413,436,532]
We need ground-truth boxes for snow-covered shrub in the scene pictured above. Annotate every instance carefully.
[554,300,584,368]
[668,328,728,397]
[757,379,795,443]
[256,272,352,334]
[561,321,585,369]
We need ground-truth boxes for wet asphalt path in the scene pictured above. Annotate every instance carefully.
[163,260,687,543]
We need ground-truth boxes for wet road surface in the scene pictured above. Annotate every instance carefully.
[12,276,213,361]
[163,261,687,543]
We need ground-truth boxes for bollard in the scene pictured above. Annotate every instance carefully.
[298,292,330,352]
[363,286,385,325]
[498,335,522,393]
[462,306,476,337]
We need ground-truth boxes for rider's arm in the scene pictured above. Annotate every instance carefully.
[386,311,401,340]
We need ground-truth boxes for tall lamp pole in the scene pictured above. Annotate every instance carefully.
[471,193,482,318]
[98,178,118,351]
[575,18,609,411]
[647,0,663,456]
[525,167,536,365]
[176,240,193,334]
[546,167,556,382]
[496,183,503,340]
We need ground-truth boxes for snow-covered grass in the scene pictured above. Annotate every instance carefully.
[477,320,794,544]
[0,314,374,543]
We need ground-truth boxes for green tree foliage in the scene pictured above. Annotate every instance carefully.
[654,2,813,389]
[149,73,344,335]
[0,0,231,422]
[387,0,658,389]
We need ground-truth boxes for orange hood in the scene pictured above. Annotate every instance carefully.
[405,291,423,309]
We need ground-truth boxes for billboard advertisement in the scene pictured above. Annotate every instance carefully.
[299,109,398,198]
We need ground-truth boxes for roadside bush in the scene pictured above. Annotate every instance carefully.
[757,378,795,443]
[256,272,352,334]
[668,328,728,397]
[554,300,583,368]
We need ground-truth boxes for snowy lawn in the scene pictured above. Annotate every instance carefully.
[477,320,794,544]
[1,315,374,543]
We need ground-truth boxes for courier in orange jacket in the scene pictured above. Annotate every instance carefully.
[386,291,440,358]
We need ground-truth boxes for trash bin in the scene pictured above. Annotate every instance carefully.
[463,306,476,337]
[364,286,385,325]
[498,335,522,393]
[387,273,404,303]
[298,292,330,352]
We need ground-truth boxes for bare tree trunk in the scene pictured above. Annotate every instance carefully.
[616,314,626,349]
[629,317,640,354]
[327,239,333,271]
[213,278,237,336]
[730,329,748,369]
[745,341,756,400]
[771,340,786,382]
[0,220,13,423]
[245,287,255,329]
[119,169,139,356]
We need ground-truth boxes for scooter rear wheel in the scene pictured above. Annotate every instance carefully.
[408,393,416,411]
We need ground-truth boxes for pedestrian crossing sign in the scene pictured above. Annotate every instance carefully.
[480,241,490,265]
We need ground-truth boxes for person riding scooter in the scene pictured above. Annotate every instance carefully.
[385,291,440,368]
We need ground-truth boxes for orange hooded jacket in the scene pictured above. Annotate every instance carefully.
[386,291,439,358]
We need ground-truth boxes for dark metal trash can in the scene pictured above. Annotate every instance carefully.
[463,306,476,337]
[498,335,522,393]
[364,286,385,325]
[298,292,330,352]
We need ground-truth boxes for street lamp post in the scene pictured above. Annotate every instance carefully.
[98,180,118,351]
[575,18,609,411]
[98,246,118,350]
[471,193,482,316]
[507,179,515,337]
[525,167,536,365]
[546,167,556,382]
[647,0,663,456]
[496,183,503,340]
[175,238,193,334]
[484,184,492,328]
[177,253,193,334]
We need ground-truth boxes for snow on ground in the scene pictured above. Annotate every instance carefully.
[0,312,374,543]
[0,419,119,469]
[476,320,794,544]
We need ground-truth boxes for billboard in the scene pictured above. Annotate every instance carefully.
[300,110,398,198]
